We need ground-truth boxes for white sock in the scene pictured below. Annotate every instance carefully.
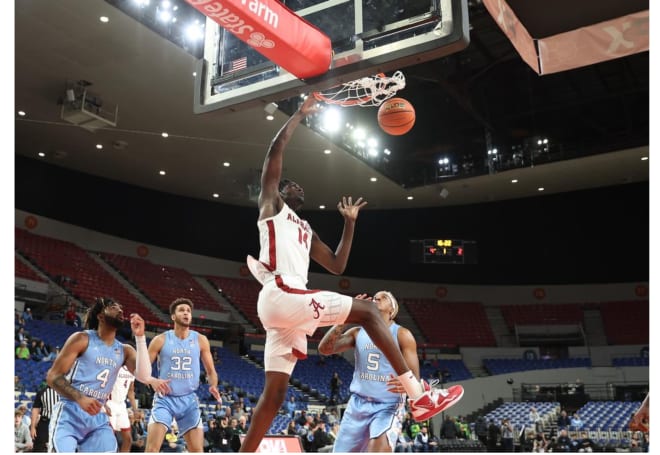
[398,371,423,399]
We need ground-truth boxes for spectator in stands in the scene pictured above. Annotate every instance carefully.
[295,409,308,427]
[131,299,221,453]
[327,408,339,426]
[284,395,297,418]
[395,426,413,452]
[64,302,78,326]
[215,415,234,452]
[529,406,543,433]
[474,416,488,446]
[413,425,438,452]
[42,345,60,362]
[22,307,33,322]
[130,410,146,452]
[239,97,462,453]
[17,404,32,428]
[532,431,548,452]
[15,375,26,393]
[501,418,515,452]
[456,415,470,439]
[16,327,29,344]
[557,410,571,430]
[237,414,249,434]
[570,412,584,430]
[229,417,244,452]
[15,409,33,452]
[205,418,220,451]
[575,431,598,452]
[32,340,50,361]
[329,371,342,405]
[554,429,573,452]
[29,340,41,361]
[312,420,334,452]
[16,340,30,359]
[318,290,428,452]
[284,420,297,436]
[487,419,501,452]
[441,415,459,439]
[297,416,317,452]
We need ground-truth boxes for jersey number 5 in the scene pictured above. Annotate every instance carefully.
[367,353,380,371]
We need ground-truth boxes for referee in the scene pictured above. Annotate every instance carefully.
[30,384,60,452]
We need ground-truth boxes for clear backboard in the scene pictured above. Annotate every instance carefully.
[193,0,469,112]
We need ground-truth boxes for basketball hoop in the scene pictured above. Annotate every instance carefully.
[312,71,406,107]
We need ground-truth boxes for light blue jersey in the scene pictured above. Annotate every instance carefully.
[333,323,405,452]
[50,330,125,452]
[149,330,203,435]
[158,330,201,396]
[350,323,402,403]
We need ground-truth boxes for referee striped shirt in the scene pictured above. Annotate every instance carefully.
[33,386,60,420]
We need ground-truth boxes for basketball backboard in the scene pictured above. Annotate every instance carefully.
[192,0,469,113]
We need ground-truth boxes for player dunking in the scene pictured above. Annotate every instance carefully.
[105,364,137,452]
[131,298,221,453]
[240,96,464,452]
[46,298,165,452]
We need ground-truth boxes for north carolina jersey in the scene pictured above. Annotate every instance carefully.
[158,330,201,396]
[109,365,135,404]
[350,323,403,403]
[258,203,312,285]
[64,330,125,405]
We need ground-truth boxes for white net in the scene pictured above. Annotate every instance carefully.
[312,71,406,107]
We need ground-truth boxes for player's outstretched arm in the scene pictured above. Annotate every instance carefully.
[259,95,318,216]
[130,314,171,394]
[318,325,359,356]
[310,196,368,274]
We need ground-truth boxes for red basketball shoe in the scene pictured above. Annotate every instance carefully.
[408,381,464,422]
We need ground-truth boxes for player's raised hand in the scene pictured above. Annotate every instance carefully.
[338,196,368,221]
[299,94,320,116]
[130,313,145,337]
[355,293,372,301]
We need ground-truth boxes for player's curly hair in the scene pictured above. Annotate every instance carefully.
[169,298,193,315]
[84,297,115,330]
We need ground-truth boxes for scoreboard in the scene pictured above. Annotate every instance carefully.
[410,239,477,264]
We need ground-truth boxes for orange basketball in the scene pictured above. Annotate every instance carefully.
[377,97,416,135]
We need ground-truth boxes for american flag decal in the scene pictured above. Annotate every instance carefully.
[227,56,247,73]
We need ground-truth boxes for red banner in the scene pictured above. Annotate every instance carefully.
[186,0,332,79]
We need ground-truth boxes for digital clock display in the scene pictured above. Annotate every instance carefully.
[410,239,477,264]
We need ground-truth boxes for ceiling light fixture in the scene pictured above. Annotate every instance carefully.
[96,144,103,150]
[38,152,45,157]
[99,16,109,23]
[641,156,648,161]
[407,196,414,200]
[319,205,326,209]
[266,114,274,121]
[511,179,518,183]
[212,193,219,198]
[370,177,377,182]
[161,132,169,138]
[223,162,230,167]
[323,149,331,155]
[17,110,26,117]
[159,170,166,175]
[538,187,544,191]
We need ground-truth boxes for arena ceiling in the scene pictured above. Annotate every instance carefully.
[14,0,649,210]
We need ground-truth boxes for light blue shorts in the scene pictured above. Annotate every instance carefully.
[332,394,404,452]
[49,399,118,453]
[149,393,202,435]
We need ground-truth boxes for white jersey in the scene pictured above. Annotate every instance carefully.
[258,203,312,285]
[109,365,135,405]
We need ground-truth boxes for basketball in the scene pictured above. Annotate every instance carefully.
[377,97,416,135]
